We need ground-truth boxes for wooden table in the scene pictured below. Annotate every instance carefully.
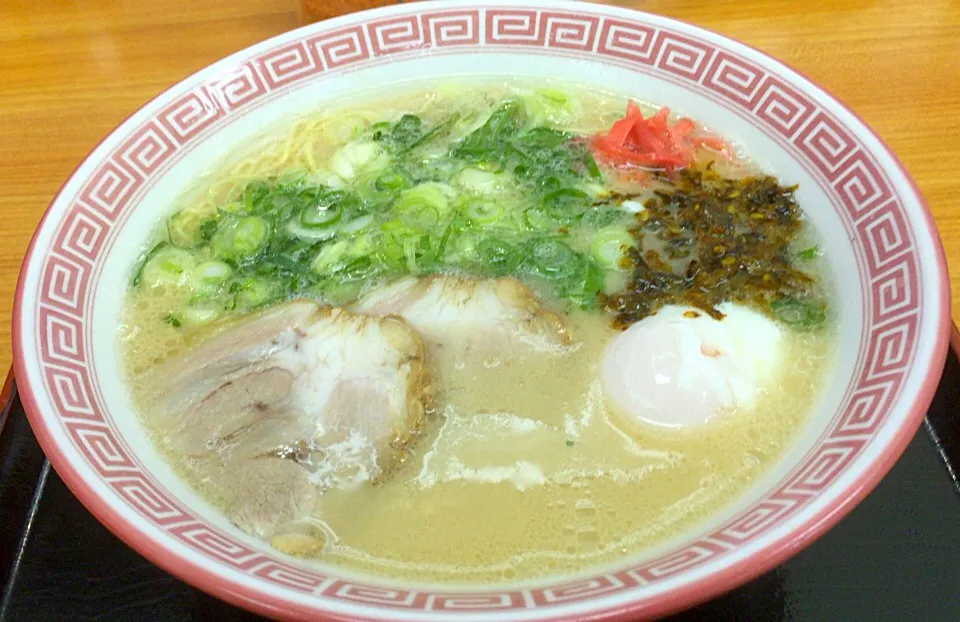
[1,0,957,376]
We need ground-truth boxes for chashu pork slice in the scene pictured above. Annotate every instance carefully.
[148,299,430,536]
[352,275,571,353]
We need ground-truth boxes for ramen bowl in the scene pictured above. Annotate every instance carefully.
[12,1,949,620]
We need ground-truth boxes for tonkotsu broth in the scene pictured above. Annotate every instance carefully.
[119,80,836,583]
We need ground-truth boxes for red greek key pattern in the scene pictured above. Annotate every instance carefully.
[327,583,423,607]
[39,306,85,366]
[169,523,262,568]
[66,422,138,473]
[486,9,544,46]
[52,205,110,267]
[424,593,525,611]
[158,88,225,144]
[255,41,321,89]
[654,31,714,81]
[794,111,857,178]
[702,52,766,107]
[116,121,177,177]
[596,18,657,64]
[368,15,430,56]
[753,77,815,139]
[43,364,99,421]
[835,381,898,436]
[251,561,329,593]
[110,476,193,526]
[40,254,87,315]
[711,498,798,545]
[76,159,142,223]
[542,14,600,51]
[208,63,268,112]
[424,11,480,47]
[531,575,631,605]
[782,440,864,494]
[308,26,370,70]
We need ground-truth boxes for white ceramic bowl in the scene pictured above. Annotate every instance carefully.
[13,1,950,620]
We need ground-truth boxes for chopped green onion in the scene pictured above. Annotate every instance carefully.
[276,169,308,189]
[573,260,605,309]
[219,201,244,214]
[797,245,821,261]
[771,299,826,328]
[476,238,515,272]
[464,199,503,224]
[404,112,460,152]
[340,214,375,234]
[396,183,454,216]
[520,88,581,128]
[591,228,633,269]
[375,172,411,191]
[435,220,456,259]
[376,222,420,267]
[541,188,592,221]
[132,242,167,287]
[311,240,349,275]
[214,216,269,258]
[233,278,276,309]
[163,313,182,329]
[141,246,196,288]
[191,260,233,289]
[410,205,441,229]
[456,168,504,195]
[404,237,422,274]
[315,278,366,306]
[529,239,577,277]
[580,207,624,230]
[341,255,376,279]
[242,181,270,213]
[329,141,386,180]
[286,219,337,241]
[181,304,221,327]
[523,206,558,231]
[300,203,342,228]
[167,209,216,249]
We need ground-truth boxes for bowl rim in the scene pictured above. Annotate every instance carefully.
[11,1,951,620]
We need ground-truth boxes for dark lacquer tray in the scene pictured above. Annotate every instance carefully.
[2,343,960,622]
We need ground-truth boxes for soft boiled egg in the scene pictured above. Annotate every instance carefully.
[601,303,785,429]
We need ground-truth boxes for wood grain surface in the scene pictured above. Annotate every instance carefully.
[1,0,957,376]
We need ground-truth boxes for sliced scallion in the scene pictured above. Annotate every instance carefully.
[191,260,233,289]
[771,299,826,329]
[181,304,221,327]
[529,239,577,277]
[167,209,216,249]
[141,246,196,288]
[300,203,342,228]
[214,216,269,258]
[796,245,821,261]
[233,278,275,309]
[464,199,503,224]
[591,228,634,269]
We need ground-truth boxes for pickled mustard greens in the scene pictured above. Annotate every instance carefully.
[603,166,828,329]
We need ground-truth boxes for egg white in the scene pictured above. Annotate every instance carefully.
[601,303,785,429]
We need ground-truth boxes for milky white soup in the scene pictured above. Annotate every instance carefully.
[119,81,836,583]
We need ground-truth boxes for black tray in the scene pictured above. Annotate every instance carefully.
[2,345,960,622]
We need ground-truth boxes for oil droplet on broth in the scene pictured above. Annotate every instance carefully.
[575,499,597,517]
